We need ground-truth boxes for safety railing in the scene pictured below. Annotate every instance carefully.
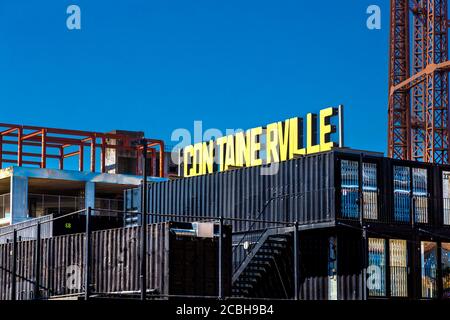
[231,193,300,275]
[0,208,304,301]
[338,190,435,226]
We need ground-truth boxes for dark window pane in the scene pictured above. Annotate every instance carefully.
[59,196,77,214]
[394,166,410,223]
[443,172,450,225]
[28,194,43,218]
[368,238,386,296]
[363,163,378,220]
[421,241,437,298]
[341,160,359,218]
[441,243,450,298]
[413,168,428,223]
[43,195,59,216]
[390,239,408,297]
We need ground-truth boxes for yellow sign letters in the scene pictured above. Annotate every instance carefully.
[182,107,340,177]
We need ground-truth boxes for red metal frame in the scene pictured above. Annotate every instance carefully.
[388,0,450,164]
[0,123,165,178]
[388,0,411,161]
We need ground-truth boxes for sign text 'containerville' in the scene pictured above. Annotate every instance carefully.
[182,106,343,177]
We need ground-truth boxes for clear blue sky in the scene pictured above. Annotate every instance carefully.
[0,0,389,154]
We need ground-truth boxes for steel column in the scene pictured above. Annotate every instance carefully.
[41,129,46,168]
[17,128,23,166]
[34,223,41,299]
[218,216,224,299]
[293,221,299,300]
[388,0,411,160]
[79,145,84,172]
[11,230,17,301]
[412,0,427,161]
[140,140,148,301]
[0,136,2,169]
[101,137,106,173]
[59,147,64,170]
[90,137,96,172]
[84,207,92,300]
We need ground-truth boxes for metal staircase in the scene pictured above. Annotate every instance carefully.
[232,229,294,298]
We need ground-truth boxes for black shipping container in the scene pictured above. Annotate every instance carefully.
[0,221,232,300]
[0,213,125,244]
[121,149,450,300]
[137,151,339,230]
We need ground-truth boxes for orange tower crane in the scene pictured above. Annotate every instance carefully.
[388,0,450,163]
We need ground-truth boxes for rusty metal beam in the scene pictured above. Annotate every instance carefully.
[1,151,59,159]
[0,122,165,176]
[388,0,411,160]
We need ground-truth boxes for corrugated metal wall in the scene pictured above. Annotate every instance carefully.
[0,235,84,300]
[295,229,366,301]
[0,222,230,300]
[91,223,169,295]
[0,214,126,245]
[337,230,366,300]
[298,233,329,300]
[0,215,53,244]
[147,152,336,231]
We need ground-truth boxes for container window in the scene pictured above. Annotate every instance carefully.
[368,238,386,296]
[340,160,379,220]
[442,243,450,299]
[442,171,450,225]
[421,241,437,298]
[389,239,408,297]
[412,168,428,224]
[363,163,378,220]
[340,160,359,219]
[393,166,411,223]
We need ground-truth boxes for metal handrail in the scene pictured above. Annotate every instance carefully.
[0,208,87,237]
[231,191,305,274]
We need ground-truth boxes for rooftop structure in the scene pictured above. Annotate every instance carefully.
[0,123,168,228]
[0,123,165,177]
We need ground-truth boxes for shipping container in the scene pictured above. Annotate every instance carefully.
[128,151,339,230]
[0,213,125,244]
[0,221,231,300]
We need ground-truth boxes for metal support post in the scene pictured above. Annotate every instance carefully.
[84,207,92,300]
[34,223,41,299]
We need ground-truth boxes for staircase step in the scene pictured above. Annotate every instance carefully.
[232,289,249,297]
[235,278,258,285]
[240,271,263,280]
[258,248,283,255]
[232,231,293,298]
[233,282,254,289]
[266,237,289,244]
[245,265,266,271]
[262,241,288,248]
[252,256,275,263]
